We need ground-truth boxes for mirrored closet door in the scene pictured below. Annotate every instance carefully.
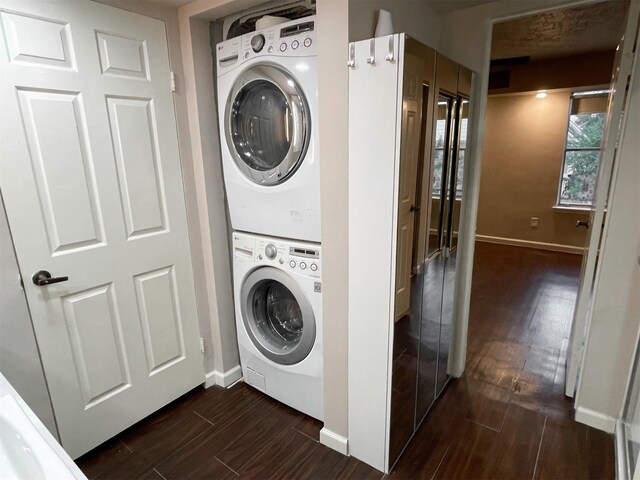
[347,34,474,472]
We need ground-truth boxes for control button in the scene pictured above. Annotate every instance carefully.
[304,37,312,47]
[244,51,249,59]
[265,244,277,260]
[251,33,265,53]
[310,263,318,271]
[300,262,307,270]
[268,46,273,53]
[279,43,287,52]
[258,254,263,260]
[291,40,299,50]
[289,260,296,268]
[279,258,284,265]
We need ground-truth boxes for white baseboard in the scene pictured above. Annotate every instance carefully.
[475,234,585,255]
[575,406,616,433]
[615,419,627,480]
[319,427,349,456]
[204,365,243,389]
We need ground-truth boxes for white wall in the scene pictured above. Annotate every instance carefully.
[0,195,58,438]
[575,43,640,429]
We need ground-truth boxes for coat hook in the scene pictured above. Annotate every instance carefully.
[367,38,375,65]
[386,35,394,62]
[347,43,355,68]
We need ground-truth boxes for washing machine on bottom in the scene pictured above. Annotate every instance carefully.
[232,231,323,420]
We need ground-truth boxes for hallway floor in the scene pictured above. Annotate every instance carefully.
[77,242,615,479]
[389,242,615,479]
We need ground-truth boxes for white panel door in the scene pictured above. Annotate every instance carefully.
[565,0,640,397]
[394,50,423,321]
[0,0,204,458]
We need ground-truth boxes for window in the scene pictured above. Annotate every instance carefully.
[432,98,467,199]
[432,101,448,198]
[557,91,608,207]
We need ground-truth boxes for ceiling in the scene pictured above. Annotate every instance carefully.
[491,1,628,60]
[140,0,499,12]
[424,0,496,13]
[143,0,194,7]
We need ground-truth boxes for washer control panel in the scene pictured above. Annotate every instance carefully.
[217,16,316,72]
[233,232,321,279]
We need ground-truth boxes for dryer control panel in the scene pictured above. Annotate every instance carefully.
[217,16,317,72]
[233,232,321,279]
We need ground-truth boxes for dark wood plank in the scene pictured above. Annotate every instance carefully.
[237,427,319,479]
[484,403,546,479]
[216,400,304,473]
[75,438,132,479]
[336,457,385,480]
[534,415,615,480]
[155,390,304,479]
[432,420,498,479]
[92,451,158,480]
[121,410,215,467]
[455,376,512,431]
[291,414,323,441]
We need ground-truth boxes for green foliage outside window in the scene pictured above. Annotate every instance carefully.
[559,110,606,206]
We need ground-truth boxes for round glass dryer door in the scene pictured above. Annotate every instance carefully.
[225,65,311,185]
[240,267,316,365]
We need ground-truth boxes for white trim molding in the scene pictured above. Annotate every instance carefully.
[616,419,628,480]
[319,427,349,456]
[204,365,243,389]
[475,234,585,255]
[575,406,616,433]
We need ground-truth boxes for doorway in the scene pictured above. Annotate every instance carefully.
[468,0,627,427]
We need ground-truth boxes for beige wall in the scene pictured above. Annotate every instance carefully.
[317,0,350,442]
[477,91,590,248]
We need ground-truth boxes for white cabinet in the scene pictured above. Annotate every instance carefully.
[348,34,474,473]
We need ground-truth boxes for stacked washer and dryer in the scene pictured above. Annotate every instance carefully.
[216,17,323,420]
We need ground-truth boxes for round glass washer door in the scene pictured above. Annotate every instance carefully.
[225,64,311,186]
[240,267,316,365]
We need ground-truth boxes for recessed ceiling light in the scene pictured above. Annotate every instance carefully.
[536,90,547,99]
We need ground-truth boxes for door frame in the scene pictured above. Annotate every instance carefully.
[447,0,636,390]
[568,0,640,398]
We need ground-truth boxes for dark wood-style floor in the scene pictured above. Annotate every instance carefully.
[77,242,615,479]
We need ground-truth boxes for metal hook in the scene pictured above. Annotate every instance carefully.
[347,43,355,68]
[367,38,375,65]
[386,35,395,62]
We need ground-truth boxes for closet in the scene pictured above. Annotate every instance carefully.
[348,34,473,472]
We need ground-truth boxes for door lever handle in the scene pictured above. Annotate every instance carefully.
[410,205,420,213]
[576,220,590,229]
[32,270,69,286]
